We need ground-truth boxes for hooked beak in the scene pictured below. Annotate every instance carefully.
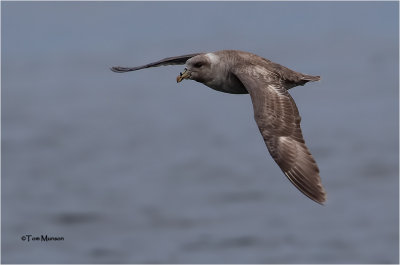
[176,68,190,83]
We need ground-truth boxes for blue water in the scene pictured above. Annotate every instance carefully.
[2,2,399,263]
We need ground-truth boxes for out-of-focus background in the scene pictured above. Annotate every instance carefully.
[2,2,398,263]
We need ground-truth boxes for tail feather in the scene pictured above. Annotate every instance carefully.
[301,75,321,82]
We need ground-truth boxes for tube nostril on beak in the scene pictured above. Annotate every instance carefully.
[177,68,189,83]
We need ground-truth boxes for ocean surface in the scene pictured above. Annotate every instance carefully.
[2,2,399,263]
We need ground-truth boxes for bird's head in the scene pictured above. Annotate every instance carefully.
[176,54,216,84]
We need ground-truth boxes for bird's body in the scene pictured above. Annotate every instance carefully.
[111,50,326,204]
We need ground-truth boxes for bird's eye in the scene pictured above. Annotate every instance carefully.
[194,62,203,68]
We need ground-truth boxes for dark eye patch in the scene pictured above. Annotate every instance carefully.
[194,62,203,68]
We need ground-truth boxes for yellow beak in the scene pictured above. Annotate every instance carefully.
[176,68,190,83]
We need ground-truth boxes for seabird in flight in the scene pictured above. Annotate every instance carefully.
[111,50,326,204]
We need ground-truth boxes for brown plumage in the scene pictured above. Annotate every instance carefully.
[111,50,326,204]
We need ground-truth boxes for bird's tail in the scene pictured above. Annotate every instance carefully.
[301,74,321,82]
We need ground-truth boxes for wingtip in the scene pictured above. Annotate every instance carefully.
[314,195,327,205]
[110,66,127,73]
[313,188,327,205]
[283,171,327,205]
[303,191,326,205]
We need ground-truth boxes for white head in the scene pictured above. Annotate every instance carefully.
[176,53,219,84]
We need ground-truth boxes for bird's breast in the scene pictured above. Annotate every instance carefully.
[204,73,248,94]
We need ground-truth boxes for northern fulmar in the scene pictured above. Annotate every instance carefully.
[111,50,326,204]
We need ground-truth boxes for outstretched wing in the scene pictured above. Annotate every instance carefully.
[111,53,204,73]
[233,66,326,204]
